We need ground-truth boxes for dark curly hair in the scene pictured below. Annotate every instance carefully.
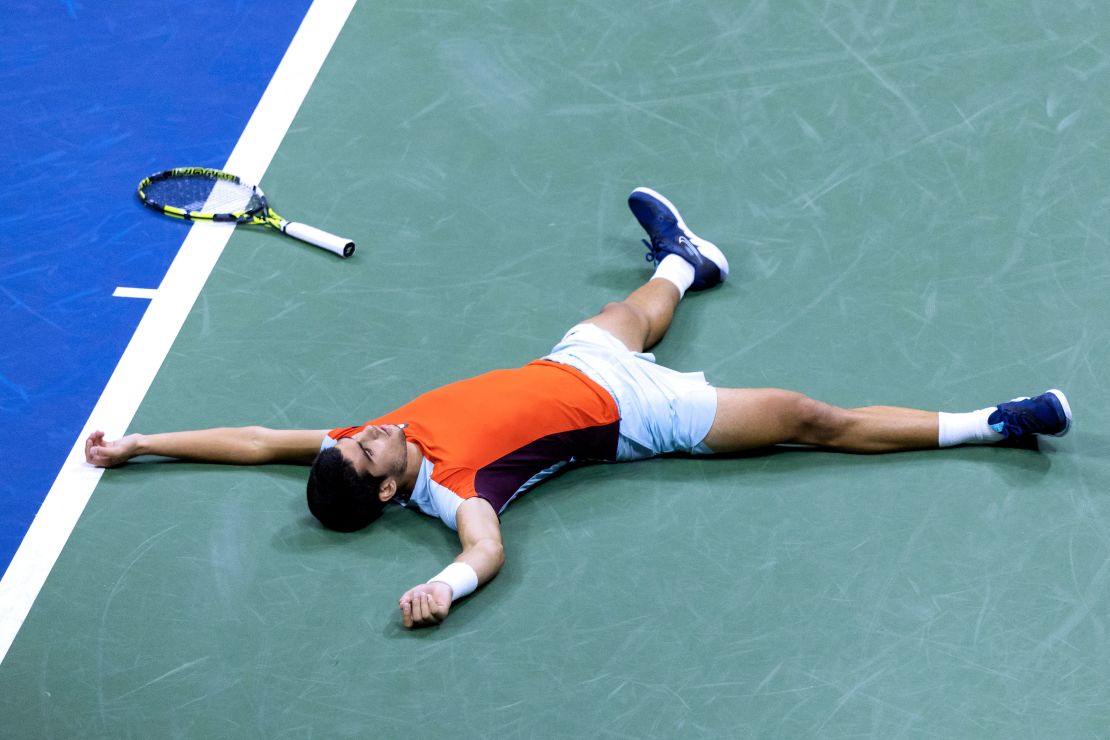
[306,446,387,532]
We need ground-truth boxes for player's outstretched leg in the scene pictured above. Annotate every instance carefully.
[701,388,1072,454]
[583,188,729,353]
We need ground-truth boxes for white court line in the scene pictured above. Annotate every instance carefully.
[112,287,159,299]
[0,0,358,664]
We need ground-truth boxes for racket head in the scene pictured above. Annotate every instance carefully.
[138,168,267,223]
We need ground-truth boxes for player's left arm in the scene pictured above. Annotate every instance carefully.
[85,427,329,468]
[399,497,505,629]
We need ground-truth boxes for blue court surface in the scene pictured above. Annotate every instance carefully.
[0,2,313,577]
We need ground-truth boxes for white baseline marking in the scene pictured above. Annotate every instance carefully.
[113,287,159,300]
[0,0,358,664]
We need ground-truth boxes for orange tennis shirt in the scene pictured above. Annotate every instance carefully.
[328,359,621,529]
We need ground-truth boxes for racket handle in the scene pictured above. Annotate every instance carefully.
[282,221,356,258]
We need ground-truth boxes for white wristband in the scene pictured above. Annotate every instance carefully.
[428,562,479,602]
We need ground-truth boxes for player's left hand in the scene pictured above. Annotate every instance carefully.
[85,431,141,468]
[399,581,452,629]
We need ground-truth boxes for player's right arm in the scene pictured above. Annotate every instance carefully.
[399,497,505,629]
[84,427,328,468]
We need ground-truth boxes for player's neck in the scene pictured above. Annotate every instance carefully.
[397,441,424,496]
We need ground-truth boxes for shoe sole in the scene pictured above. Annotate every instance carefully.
[1046,388,1072,436]
[630,187,730,280]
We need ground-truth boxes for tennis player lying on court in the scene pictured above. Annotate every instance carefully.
[85,187,1074,630]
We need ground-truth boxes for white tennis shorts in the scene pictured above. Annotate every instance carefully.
[543,323,718,460]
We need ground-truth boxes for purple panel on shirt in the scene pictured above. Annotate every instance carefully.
[473,421,620,513]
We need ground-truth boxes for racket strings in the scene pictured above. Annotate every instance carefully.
[145,176,261,215]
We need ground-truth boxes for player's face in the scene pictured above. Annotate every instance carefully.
[339,424,408,482]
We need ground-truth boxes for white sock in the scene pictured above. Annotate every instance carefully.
[938,407,1003,447]
[652,254,695,298]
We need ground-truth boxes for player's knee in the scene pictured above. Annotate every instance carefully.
[600,300,637,320]
[792,395,846,446]
[600,300,650,331]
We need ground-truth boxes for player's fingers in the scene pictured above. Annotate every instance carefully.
[423,593,439,623]
[421,592,438,624]
[417,594,432,621]
[414,592,430,623]
[400,598,413,629]
[427,594,444,624]
[85,432,100,459]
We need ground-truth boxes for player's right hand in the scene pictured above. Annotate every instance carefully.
[399,581,453,629]
[85,431,140,468]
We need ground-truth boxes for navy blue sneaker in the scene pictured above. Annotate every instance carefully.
[628,187,729,290]
[987,389,1072,439]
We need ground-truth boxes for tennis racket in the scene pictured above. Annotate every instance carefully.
[137,167,355,258]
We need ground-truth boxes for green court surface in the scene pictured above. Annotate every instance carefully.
[4,1,1110,737]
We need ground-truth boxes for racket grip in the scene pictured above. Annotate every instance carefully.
[282,221,356,258]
